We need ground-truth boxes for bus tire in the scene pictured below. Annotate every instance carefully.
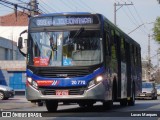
[37,101,43,106]
[78,102,94,108]
[120,99,127,106]
[103,100,113,110]
[112,79,117,101]
[128,83,135,106]
[45,100,58,112]
[79,103,86,107]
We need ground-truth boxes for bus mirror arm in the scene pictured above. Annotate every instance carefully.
[18,49,27,57]
[20,30,27,36]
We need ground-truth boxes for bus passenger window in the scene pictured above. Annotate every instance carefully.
[106,33,111,56]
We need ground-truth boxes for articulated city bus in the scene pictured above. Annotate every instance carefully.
[18,12,142,112]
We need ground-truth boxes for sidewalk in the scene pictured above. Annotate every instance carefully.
[0,95,36,110]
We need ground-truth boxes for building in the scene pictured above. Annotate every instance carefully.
[0,37,17,60]
[0,11,28,92]
[0,11,28,54]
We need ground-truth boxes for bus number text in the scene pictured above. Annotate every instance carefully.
[71,80,86,85]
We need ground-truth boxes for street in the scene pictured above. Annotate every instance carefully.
[0,95,160,120]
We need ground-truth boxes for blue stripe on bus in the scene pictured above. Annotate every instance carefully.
[26,66,105,87]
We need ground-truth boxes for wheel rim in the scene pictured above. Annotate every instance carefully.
[0,92,4,100]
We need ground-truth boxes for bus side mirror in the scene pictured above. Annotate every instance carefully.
[18,37,23,49]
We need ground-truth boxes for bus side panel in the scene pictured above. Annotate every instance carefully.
[130,45,142,96]
[126,43,132,97]
[135,47,142,95]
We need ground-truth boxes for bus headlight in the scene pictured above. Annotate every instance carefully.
[96,76,103,83]
[88,75,103,89]
[27,77,32,84]
[27,77,38,89]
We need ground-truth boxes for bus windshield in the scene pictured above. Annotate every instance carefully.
[29,30,103,66]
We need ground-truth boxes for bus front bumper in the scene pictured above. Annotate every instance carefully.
[26,83,107,102]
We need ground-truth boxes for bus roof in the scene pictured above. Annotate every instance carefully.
[33,12,95,17]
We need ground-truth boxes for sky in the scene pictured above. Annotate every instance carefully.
[0,0,160,66]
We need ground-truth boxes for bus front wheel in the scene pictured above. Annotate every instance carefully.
[103,100,113,110]
[78,102,94,107]
[45,100,58,112]
[120,99,127,106]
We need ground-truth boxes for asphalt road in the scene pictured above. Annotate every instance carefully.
[0,95,160,120]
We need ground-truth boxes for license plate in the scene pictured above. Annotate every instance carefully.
[56,90,69,96]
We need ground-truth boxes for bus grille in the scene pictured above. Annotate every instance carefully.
[28,64,102,78]
[39,87,86,95]
[36,69,90,78]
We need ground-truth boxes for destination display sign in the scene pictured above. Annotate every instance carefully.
[31,15,99,27]
[36,17,52,26]
[53,17,93,26]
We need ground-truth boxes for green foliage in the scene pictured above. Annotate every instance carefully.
[153,17,160,43]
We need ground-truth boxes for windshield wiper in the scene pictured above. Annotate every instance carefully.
[72,27,84,39]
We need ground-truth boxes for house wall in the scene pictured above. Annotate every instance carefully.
[0,61,26,90]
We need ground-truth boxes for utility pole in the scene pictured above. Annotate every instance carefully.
[148,34,151,81]
[114,2,133,25]
[30,0,38,16]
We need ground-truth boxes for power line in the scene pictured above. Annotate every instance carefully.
[128,23,144,34]
[0,0,39,17]
[125,0,149,33]
[60,0,75,11]
[70,0,87,12]
[0,2,14,10]
[0,0,31,11]
[121,7,137,26]
[126,6,140,25]
[77,0,95,12]
[46,0,61,12]
[115,0,148,35]
[15,0,28,5]
[0,1,30,17]
[38,4,51,13]
[38,0,57,13]
[125,5,148,35]
[39,6,49,13]
[132,5,149,30]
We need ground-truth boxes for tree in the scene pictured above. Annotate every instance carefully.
[153,17,160,42]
